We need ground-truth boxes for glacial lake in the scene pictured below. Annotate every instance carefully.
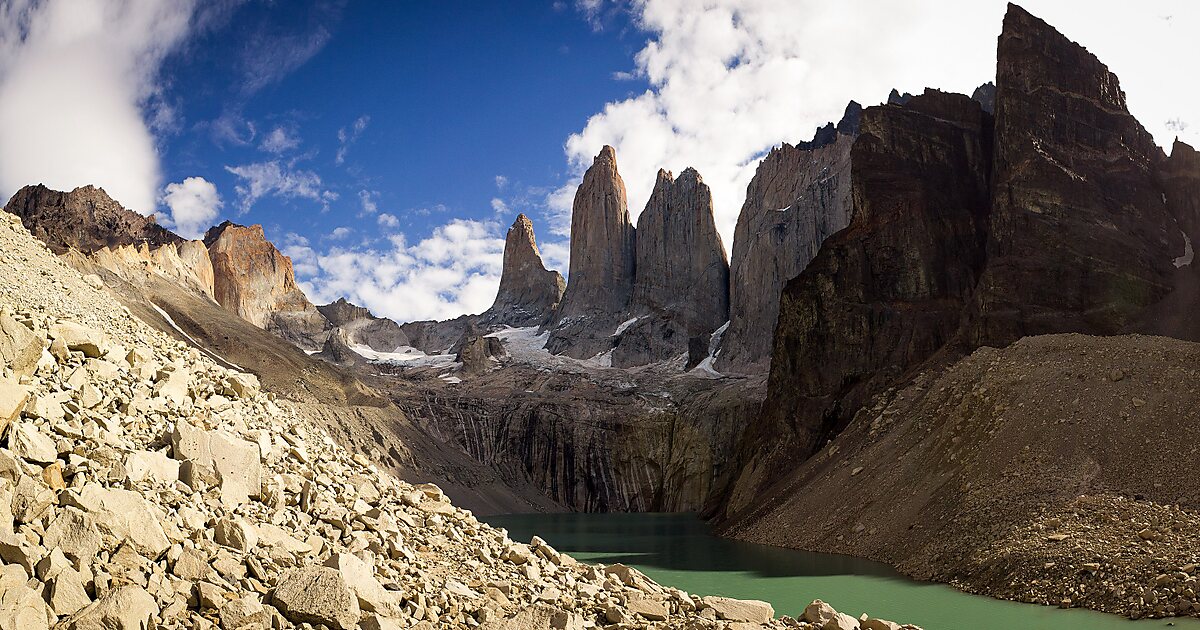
[484,512,1200,630]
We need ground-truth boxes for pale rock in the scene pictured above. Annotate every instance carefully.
[153,364,190,405]
[324,552,395,613]
[171,547,213,581]
[861,618,903,630]
[627,594,669,621]
[42,507,103,561]
[702,595,775,623]
[219,595,270,629]
[0,378,29,434]
[66,483,171,556]
[49,321,106,359]
[824,612,861,630]
[125,450,180,485]
[10,473,54,523]
[64,584,158,630]
[803,600,839,626]
[214,516,259,552]
[0,312,41,378]
[0,571,53,630]
[47,567,92,616]
[8,421,58,463]
[272,565,362,630]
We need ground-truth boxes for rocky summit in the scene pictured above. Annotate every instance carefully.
[481,214,565,328]
[544,146,636,360]
[611,168,729,369]
[5,184,180,256]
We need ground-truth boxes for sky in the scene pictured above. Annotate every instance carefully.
[0,0,1196,324]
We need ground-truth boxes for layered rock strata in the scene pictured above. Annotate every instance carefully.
[966,4,1183,346]
[613,168,729,368]
[544,147,636,359]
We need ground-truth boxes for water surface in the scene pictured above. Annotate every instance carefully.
[485,512,1199,630]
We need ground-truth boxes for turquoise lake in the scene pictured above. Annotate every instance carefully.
[484,512,1200,630]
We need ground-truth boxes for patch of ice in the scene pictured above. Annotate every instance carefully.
[613,317,639,336]
[774,205,792,212]
[149,302,244,370]
[439,374,462,384]
[350,344,456,368]
[1175,230,1194,268]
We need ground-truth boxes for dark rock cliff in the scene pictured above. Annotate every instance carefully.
[482,214,565,328]
[4,184,180,255]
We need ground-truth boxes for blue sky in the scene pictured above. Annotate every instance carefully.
[0,0,1196,323]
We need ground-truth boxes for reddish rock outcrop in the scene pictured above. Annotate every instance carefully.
[204,222,329,351]
[481,214,565,327]
[544,146,636,359]
[966,3,1181,346]
[719,105,860,372]
[612,168,729,368]
[4,184,179,255]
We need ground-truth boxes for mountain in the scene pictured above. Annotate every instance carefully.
[480,213,565,327]
[543,146,637,359]
[719,103,860,372]
[614,168,729,368]
[204,221,331,352]
[4,184,180,255]
[318,298,411,353]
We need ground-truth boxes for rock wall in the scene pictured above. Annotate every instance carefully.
[204,222,329,351]
[614,169,729,368]
[728,91,993,516]
[719,106,859,372]
[318,298,411,353]
[966,4,1181,346]
[90,241,216,301]
[544,147,636,359]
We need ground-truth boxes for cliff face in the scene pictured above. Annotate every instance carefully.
[719,106,860,372]
[729,91,994,515]
[544,146,636,359]
[482,214,565,327]
[4,184,180,254]
[613,168,729,368]
[318,298,412,353]
[966,4,1180,346]
[90,240,216,300]
[203,221,329,350]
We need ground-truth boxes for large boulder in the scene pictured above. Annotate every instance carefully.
[63,584,158,630]
[700,595,774,623]
[48,321,107,359]
[171,420,262,506]
[64,484,172,557]
[323,552,395,613]
[272,565,362,630]
[0,311,40,378]
[0,379,29,435]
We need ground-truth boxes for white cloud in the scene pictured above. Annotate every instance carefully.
[494,175,508,190]
[358,189,379,215]
[224,160,336,212]
[294,218,507,323]
[559,0,1200,248]
[329,226,351,240]
[259,125,300,154]
[377,213,399,229]
[335,115,370,165]
[490,197,509,216]
[0,0,198,213]
[161,176,222,239]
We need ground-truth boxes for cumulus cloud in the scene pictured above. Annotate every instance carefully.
[377,213,399,229]
[358,189,379,215]
[161,176,222,239]
[293,219,507,323]
[0,0,198,213]
[225,160,336,212]
[259,125,301,154]
[335,115,369,165]
[329,226,351,240]
[558,0,1200,247]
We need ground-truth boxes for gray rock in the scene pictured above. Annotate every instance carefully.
[545,146,636,359]
[272,565,361,630]
[482,214,565,327]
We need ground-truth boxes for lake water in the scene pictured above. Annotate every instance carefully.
[484,512,1200,630]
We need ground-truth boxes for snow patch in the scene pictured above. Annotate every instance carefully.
[613,317,639,336]
[1175,230,1194,268]
[349,344,456,368]
[149,302,243,370]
